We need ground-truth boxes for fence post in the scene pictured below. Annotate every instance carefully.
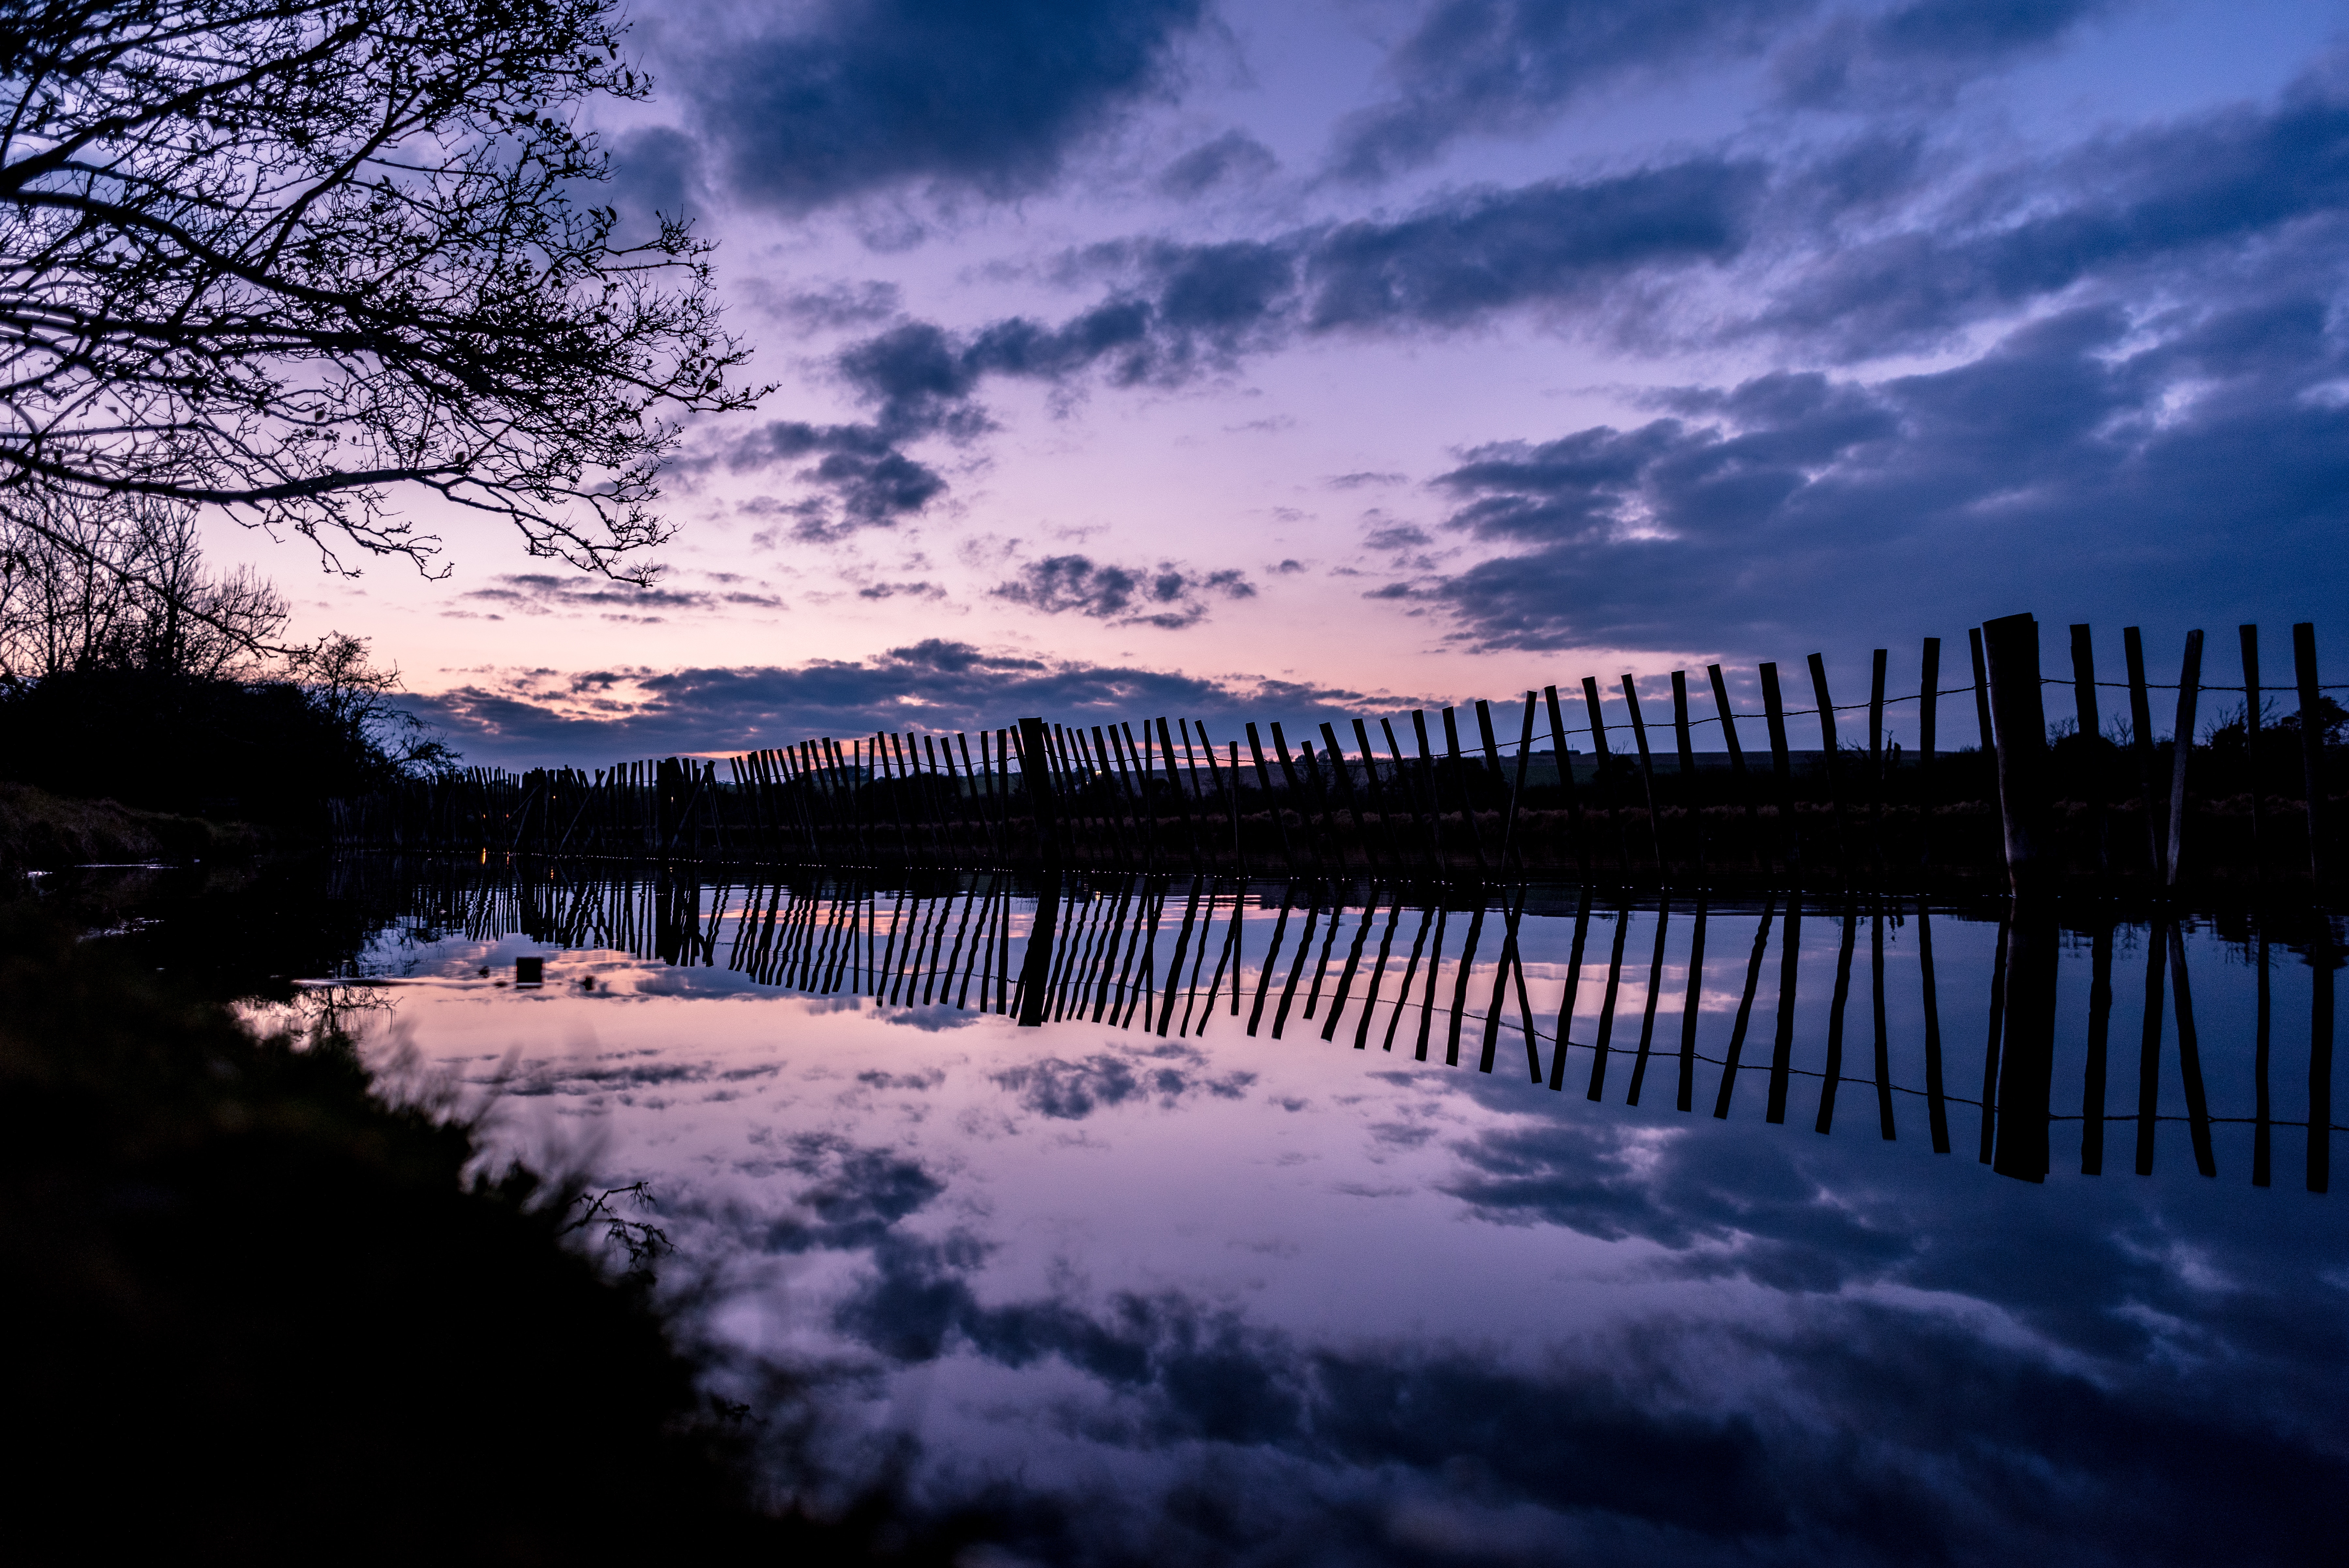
[1672,671,1702,876]
[1620,676,1664,875]
[1980,612,2053,895]
[2295,623,2326,885]
[1542,686,1590,878]
[2167,630,2204,888]
[1760,662,1797,871]
[2069,624,2108,873]
[1706,664,1764,872]
[1807,653,1850,873]
[1016,718,1061,870]
[1918,637,1940,868]
[2239,626,2264,876]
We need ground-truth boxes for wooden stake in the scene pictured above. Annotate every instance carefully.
[2167,629,2204,888]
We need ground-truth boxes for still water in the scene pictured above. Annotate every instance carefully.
[170,863,2349,1561]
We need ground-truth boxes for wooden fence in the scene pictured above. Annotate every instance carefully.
[330,614,2346,889]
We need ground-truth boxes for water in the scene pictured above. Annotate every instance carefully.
[80,862,2349,1563]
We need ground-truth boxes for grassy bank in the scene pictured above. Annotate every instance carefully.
[0,781,272,873]
[1,904,838,1563]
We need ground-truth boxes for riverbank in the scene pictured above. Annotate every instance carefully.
[0,901,882,1563]
[0,781,274,874]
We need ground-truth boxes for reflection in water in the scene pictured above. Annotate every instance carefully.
[323,859,2344,1189]
[254,859,2349,1562]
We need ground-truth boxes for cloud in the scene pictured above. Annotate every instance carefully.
[718,156,1764,530]
[453,573,783,623]
[399,639,1378,768]
[1756,82,2349,359]
[992,1042,1255,1119]
[1773,0,2118,109]
[993,556,1256,629]
[686,0,1207,213]
[1408,292,2349,660]
[808,1199,2346,1565]
[1326,0,1815,183]
[748,279,904,334]
[1155,129,1280,198]
[604,125,703,239]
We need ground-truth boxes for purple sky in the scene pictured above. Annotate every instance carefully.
[215,0,2349,766]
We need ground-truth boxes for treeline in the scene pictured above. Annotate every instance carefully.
[0,495,453,826]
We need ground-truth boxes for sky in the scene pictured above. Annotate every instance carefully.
[211,0,2349,768]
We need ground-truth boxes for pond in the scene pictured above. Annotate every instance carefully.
[74,860,2349,1564]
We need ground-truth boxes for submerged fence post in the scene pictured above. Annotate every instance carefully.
[1981,612,2053,895]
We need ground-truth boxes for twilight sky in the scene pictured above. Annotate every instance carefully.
[215,0,2349,767]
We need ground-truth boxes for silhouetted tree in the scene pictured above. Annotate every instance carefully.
[0,492,286,680]
[0,0,760,583]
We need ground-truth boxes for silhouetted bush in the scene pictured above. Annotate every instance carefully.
[0,668,412,826]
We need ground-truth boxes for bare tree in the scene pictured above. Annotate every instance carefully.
[0,0,761,583]
[0,491,287,680]
[284,628,455,775]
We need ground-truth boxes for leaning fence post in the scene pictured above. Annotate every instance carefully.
[1707,663,1764,872]
[2296,623,2327,884]
[1543,685,1591,878]
[1807,653,1850,873]
[1582,677,1629,870]
[1247,722,1301,875]
[2167,630,2204,888]
[1980,612,2053,895]
[1620,676,1664,875]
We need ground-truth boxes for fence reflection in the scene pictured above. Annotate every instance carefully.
[337,859,2341,1192]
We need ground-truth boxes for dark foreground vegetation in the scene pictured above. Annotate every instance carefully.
[2,900,945,1564]
[0,492,456,860]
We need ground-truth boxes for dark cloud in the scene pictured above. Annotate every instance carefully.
[1307,159,1764,328]
[1773,0,2116,109]
[756,1134,947,1255]
[750,279,904,334]
[993,556,1256,630]
[807,1190,2346,1565]
[719,157,1763,531]
[1417,292,2349,661]
[1327,0,1814,183]
[1759,84,2349,358]
[688,0,1207,213]
[399,639,1377,769]
[604,125,702,239]
[991,1042,1254,1119]
[1156,129,1279,198]
[453,573,783,623]
[1363,523,1432,550]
